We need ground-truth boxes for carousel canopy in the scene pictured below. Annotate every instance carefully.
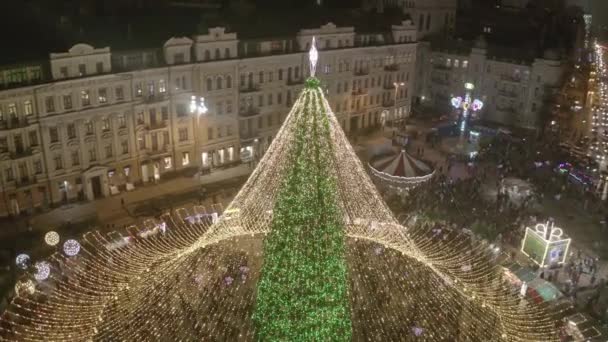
[371,150,433,179]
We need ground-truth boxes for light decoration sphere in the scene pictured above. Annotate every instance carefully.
[63,239,81,256]
[15,253,30,270]
[34,261,51,281]
[44,231,60,246]
[15,279,36,296]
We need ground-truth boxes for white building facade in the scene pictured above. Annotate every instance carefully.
[415,37,564,129]
[0,21,417,216]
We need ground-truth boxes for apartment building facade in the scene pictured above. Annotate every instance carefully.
[0,21,417,217]
[415,36,564,129]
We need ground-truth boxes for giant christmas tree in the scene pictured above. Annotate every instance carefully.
[253,77,352,341]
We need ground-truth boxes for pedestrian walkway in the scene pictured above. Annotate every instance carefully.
[19,164,253,236]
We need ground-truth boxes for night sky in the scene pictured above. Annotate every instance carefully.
[591,0,608,27]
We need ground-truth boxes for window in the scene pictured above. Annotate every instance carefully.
[24,100,33,116]
[5,168,14,181]
[446,58,451,67]
[217,126,223,138]
[267,114,273,127]
[29,131,38,146]
[98,88,108,104]
[182,152,190,166]
[463,60,468,68]
[178,128,188,142]
[217,77,223,89]
[163,131,169,146]
[454,59,459,68]
[259,71,264,84]
[174,53,185,64]
[227,125,233,136]
[278,69,283,80]
[258,117,263,129]
[277,92,283,104]
[67,123,76,139]
[324,64,331,74]
[102,118,110,131]
[118,115,126,128]
[62,95,72,110]
[426,13,431,31]
[71,151,79,166]
[138,134,145,150]
[85,121,94,135]
[49,127,59,143]
[207,77,213,91]
[147,82,155,97]
[177,103,187,117]
[137,112,145,124]
[89,148,97,162]
[295,67,300,79]
[161,106,169,120]
[54,155,63,170]
[268,94,273,106]
[258,95,264,107]
[81,90,91,106]
[96,62,103,73]
[163,157,172,169]
[121,140,129,154]
[226,75,232,88]
[159,80,166,93]
[115,86,124,100]
[60,66,68,78]
[204,50,210,61]
[78,64,86,76]
[135,82,143,97]
[226,100,233,114]
[215,49,221,59]
[207,127,214,140]
[0,138,6,152]
[105,145,113,158]
[225,48,231,59]
[46,96,55,113]
[34,160,42,174]
[217,102,224,115]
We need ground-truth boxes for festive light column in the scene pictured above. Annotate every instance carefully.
[253,36,352,341]
[451,82,483,133]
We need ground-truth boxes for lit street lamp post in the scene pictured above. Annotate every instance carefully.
[190,96,208,182]
[393,82,405,128]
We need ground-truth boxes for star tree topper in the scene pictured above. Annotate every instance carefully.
[309,36,318,77]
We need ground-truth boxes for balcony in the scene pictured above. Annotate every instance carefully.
[143,93,167,103]
[146,121,168,131]
[382,100,395,108]
[497,90,518,98]
[384,64,399,72]
[431,77,450,86]
[16,176,36,188]
[239,84,261,93]
[354,69,370,76]
[145,145,170,157]
[0,117,30,130]
[240,130,259,141]
[239,107,260,118]
[352,88,367,96]
[10,148,34,160]
[500,75,522,83]
[432,64,452,71]
[287,78,304,86]
[496,106,517,114]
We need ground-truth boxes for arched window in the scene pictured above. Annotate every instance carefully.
[204,50,210,61]
[226,75,232,88]
[225,48,230,59]
[206,77,213,91]
[215,49,221,59]
[294,67,300,79]
[337,83,342,93]
[287,67,292,80]
[217,77,223,90]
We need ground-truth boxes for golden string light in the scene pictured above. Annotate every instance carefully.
[0,78,560,341]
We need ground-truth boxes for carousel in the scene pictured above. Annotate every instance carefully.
[369,149,435,194]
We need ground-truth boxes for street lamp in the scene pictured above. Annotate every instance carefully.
[393,82,405,125]
[191,96,208,179]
